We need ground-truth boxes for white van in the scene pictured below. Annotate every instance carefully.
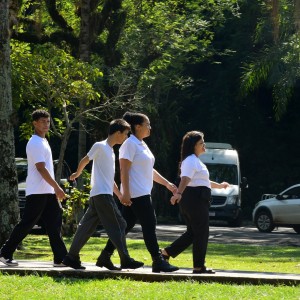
[200,143,247,226]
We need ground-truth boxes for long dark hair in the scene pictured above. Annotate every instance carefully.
[123,111,147,134]
[180,130,204,163]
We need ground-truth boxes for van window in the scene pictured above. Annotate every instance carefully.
[205,163,238,185]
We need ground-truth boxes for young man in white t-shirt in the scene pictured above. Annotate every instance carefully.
[62,119,144,270]
[0,110,67,267]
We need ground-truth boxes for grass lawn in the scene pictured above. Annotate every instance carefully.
[0,234,300,299]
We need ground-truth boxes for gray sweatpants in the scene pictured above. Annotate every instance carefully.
[68,194,129,262]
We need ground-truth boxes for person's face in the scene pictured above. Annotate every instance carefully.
[116,129,130,144]
[137,117,151,139]
[33,117,50,135]
[194,139,205,156]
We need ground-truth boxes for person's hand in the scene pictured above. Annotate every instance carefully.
[166,182,177,194]
[69,172,80,181]
[170,193,182,205]
[120,192,132,206]
[55,186,66,201]
[221,182,230,189]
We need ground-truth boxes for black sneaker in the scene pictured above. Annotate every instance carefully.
[121,258,144,270]
[0,256,18,266]
[62,255,85,270]
[53,262,67,267]
[152,255,179,273]
[96,250,121,271]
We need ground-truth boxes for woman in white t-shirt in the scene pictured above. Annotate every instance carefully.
[101,112,179,273]
[161,131,229,274]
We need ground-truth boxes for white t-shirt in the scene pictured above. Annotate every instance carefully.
[119,135,155,198]
[87,140,115,197]
[181,154,211,189]
[26,135,55,196]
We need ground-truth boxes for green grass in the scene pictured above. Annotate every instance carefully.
[0,234,300,299]
[1,275,300,300]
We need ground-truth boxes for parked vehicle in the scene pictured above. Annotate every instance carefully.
[200,143,247,227]
[15,157,73,218]
[252,184,300,234]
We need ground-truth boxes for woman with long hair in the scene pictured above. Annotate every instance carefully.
[161,131,229,274]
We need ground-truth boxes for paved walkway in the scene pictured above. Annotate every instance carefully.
[1,260,300,286]
[1,224,300,285]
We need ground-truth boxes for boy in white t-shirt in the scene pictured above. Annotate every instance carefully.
[62,119,144,270]
[0,109,67,267]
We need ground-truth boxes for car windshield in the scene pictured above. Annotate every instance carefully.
[205,163,238,185]
[16,160,28,182]
[15,158,71,183]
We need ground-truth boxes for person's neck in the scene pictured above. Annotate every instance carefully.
[133,133,143,141]
[106,136,115,148]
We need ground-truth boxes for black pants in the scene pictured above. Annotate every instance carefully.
[165,186,211,268]
[0,194,67,263]
[104,195,161,258]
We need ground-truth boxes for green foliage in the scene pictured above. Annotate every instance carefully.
[11,40,104,143]
[62,170,91,236]
[240,0,300,120]
[11,41,102,109]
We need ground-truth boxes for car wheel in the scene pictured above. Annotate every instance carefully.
[293,225,300,234]
[255,210,275,233]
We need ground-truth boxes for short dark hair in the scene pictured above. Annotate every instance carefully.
[122,111,148,134]
[108,119,131,135]
[32,109,50,121]
[181,131,204,162]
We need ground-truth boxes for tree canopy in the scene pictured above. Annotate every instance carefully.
[6,0,300,220]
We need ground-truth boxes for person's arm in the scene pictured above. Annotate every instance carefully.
[170,176,191,205]
[69,156,90,180]
[35,162,66,200]
[210,181,229,189]
[119,158,132,206]
[153,169,177,194]
[113,182,122,202]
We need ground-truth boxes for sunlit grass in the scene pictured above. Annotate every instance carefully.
[0,274,300,300]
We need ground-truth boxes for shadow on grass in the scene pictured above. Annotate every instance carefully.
[16,234,299,264]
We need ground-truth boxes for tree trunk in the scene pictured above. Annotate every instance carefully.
[56,127,72,183]
[0,0,19,245]
[77,0,90,188]
[270,0,279,43]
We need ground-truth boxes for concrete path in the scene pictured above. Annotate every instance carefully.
[1,260,300,286]
[1,224,300,285]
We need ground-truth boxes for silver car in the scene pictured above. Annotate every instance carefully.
[252,184,300,234]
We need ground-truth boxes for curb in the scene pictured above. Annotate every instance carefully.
[1,261,300,286]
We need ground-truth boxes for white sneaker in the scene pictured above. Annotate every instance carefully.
[0,256,19,266]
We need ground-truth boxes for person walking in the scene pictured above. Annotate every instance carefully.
[161,131,229,274]
[99,112,179,273]
[63,119,143,270]
[0,109,67,267]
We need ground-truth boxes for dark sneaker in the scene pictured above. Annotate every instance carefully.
[0,256,18,266]
[53,262,67,267]
[193,266,215,274]
[96,250,121,271]
[62,255,85,270]
[152,255,179,273]
[121,258,144,270]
